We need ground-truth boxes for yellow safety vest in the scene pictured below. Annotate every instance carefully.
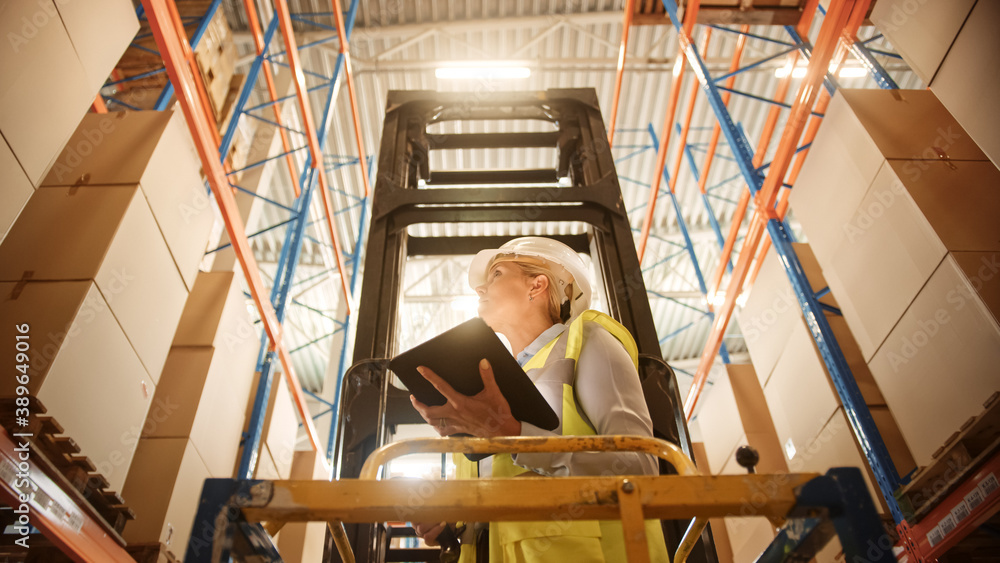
[455,310,670,562]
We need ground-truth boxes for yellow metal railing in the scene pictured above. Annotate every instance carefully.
[336,435,706,563]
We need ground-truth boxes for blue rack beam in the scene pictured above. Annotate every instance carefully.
[660,0,905,524]
[237,0,367,479]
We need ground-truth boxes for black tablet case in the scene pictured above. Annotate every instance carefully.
[389,317,559,432]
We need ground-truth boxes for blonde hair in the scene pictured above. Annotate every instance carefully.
[487,255,571,323]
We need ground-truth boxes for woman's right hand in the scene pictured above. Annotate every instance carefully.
[413,521,450,546]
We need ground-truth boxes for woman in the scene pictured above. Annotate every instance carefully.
[410,237,669,562]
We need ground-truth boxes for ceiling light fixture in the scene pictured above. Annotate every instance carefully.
[435,64,531,80]
[775,61,868,79]
[837,66,869,78]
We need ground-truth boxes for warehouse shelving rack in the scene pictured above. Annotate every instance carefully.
[107,0,376,483]
[3,0,371,559]
[616,0,998,558]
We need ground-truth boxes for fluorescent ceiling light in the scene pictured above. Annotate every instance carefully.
[435,65,531,80]
[837,67,868,78]
[775,61,868,79]
[706,291,748,308]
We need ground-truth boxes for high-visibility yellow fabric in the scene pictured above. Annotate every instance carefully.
[451,311,670,562]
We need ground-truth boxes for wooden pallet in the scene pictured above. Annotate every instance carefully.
[897,392,1000,521]
[0,397,135,534]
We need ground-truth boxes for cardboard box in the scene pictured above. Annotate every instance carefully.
[868,253,1000,466]
[727,364,788,475]
[689,443,735,563]
[144,271,258,476]
[764,319,843,467]
[172,271,259,350]
[0,0,93,185]
[267,377,300,479]
[122,437,212,558]
[738,243,837,384]
[238,373,301,480]
[145,345,257,478]
[721,453,778,563]
[953,251,1000,322]
[829,159,1000,360]
[930,0,1000,169]
[255,445,282,480]
[0,185,187,383]
[0,281,153,491]
[277,451,330,563]
[696,369,744,474]
[789,409,887,514]
[870,406,917,480]
[0,134,33,242]
[790,89,987,269]
[697,364,786,475]
[41,110,213,291]
[56,0,139,93]
[870,0,976,84]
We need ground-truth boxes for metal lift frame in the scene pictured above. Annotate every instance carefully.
[178,436,895,563]
[331,87,709,563]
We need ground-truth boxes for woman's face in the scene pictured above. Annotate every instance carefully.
[475,261,532,328]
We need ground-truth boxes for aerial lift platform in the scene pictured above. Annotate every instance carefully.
[176,89,893,563]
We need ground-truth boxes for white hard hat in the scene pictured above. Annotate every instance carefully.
[469,237,592,320]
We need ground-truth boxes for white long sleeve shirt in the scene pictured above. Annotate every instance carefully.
[482,321,659,478]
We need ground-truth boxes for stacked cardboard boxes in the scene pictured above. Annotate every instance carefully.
[696,364,786,476]
[143,271,260,475]
[790,89,1000,467]
[0,0,138,232]
[121,437,210,557]
[122,271,260,557]
[192,4,238,121]
[872,0,999,168]
[0,279,151,492]
[0,0,138,185]
[694,363,785,562]
[736,243,917,514]
[870,0,976,86]
[41,109,215,291]
[0,184,190,490]
[1,137,33,242]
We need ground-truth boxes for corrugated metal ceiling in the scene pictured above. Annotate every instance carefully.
[220,0,922,404]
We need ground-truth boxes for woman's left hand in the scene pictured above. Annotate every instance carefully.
[410,358,522,438]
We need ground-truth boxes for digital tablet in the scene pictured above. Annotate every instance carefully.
[389,317,559,431]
